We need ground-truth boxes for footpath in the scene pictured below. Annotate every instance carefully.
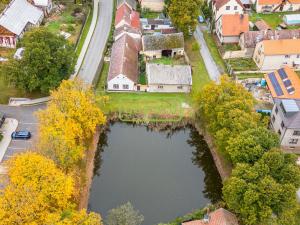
[0,118,18,163]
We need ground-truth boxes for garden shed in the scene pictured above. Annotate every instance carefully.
[283,14,300,26]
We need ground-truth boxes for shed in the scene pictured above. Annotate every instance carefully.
[283,14,300,26]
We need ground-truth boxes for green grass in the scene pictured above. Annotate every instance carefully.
[202,31,226,73]
[141,11,161,19]
[75,7,93,56]
[139,73,147,85]
[236,73,265,79]
[250,12,300,29]
[223,44,241,52]
[95,37,211,120]
[226,58,258,71]
[149,56,186,65]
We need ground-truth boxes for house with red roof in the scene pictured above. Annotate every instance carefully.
[255,0,300,13]
[181,208,239,225]
[115,2,140,31]
[216,14,249,43]
[212,0,244,21]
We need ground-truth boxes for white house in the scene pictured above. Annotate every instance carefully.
[213,0,244,21]
[30,0,53,15]
[216,14,249,43]
[146,64,192,93]
[107,34,140,91]
[265,67,300,153]
[138,0,164,12]
[140,18,173,32]
[141,32,184,60]
[0,0,44,48]
[255,0,300,13]
[253,39,300,70]
[114,24,142,41]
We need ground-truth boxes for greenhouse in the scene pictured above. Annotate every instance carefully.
[283,14,300,26]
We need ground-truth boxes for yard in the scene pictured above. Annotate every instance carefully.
[149,56,186,65]
[226,58,258,71]
[95,37,211,120]
[140,10,161,19]
[45,3,90,45]
[250,12,300,29]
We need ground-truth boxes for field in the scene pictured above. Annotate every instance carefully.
[95,37,211,120]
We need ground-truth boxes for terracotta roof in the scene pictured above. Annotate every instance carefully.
[261,39,300,55]
[255,19,271,31]
[107,34,140,83]
[257,0,282,5]
[221,14,249,36]
[264,66,300,99]
[214,0,244,10]
[115,3,140,30]
[182,208,239,225]
[288,0,300,3]
[114,24,141,40]
[117,0,137,9]
[242,29,300,48]
[142,32,184,51]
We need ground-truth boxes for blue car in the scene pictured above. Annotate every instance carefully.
[198,16,204,23]
[11,131,31,140]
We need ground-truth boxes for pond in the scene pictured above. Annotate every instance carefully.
[88,123,222,225]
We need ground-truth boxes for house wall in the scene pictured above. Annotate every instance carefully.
[114,32,141,41]
[142,24,173,31]
[213,0,244,21]
[141,0,164,12]
[270,104,300,153]
[107,74,135,91]
[256,2,300,13]
[142,48,184,60]
[0,35,16,48]
[147,84,191,93]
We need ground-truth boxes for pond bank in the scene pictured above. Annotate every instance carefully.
[79,115,231,210]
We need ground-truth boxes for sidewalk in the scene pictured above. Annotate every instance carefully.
[194,25,221,83]
[0,118,18,162]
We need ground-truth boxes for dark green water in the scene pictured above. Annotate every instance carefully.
[88,123,222,225]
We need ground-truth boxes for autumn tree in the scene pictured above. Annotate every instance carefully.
[37,79,106,171]
[106,202,144,225]
[226,127,279,165]
[168,0,201,36]
[223,149,300,225]
[3,28,75,94]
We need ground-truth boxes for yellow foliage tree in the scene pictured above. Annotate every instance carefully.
[36,79,106,171]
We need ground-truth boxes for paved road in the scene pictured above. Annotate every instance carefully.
[0,104,45,162]
[78,0,114,84]
[194,25,221,83]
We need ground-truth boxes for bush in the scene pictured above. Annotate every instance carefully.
[192,42,199,51]
[67,25,75,32]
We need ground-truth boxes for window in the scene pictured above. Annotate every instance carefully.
[226,6,230,10]
[297,54,300,58]
[153,55,156,59]
[289,139,298,144]
[275,106,278,114]
[158,85,163,89]
[285,55,290,58]
[272,115,276,123]
[177,86,183,89]
[281,121,285,128]
[234,6,238,10]
[123,84,129,89]
[293,130,300,136]
[278,129,281,135]
[113,84,119,89]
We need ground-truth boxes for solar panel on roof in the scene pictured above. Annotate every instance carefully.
[284,79,292,87]
[268,72,284,96]
[278,68,288,80]
[287,86,295,94]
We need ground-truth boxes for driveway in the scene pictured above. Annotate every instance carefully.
[194,25,221,83]
[0,104,45,162]
[77,0,114,84]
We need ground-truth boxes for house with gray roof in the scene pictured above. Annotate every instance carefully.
[141,32,184,60]
[0,0,44,48]
[146,63,192,93]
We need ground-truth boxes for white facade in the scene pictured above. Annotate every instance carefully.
[147,84,191,93]
[114,31,141,41]
[213,0,244,21]
[107,74,136,91]
[270,104,300,153]
[142,48,184,60]
[255,1,300,13]
[253,42,300,70]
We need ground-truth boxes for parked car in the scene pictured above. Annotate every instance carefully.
[198,16,204,23]
[11,131,31,140]
[0,112,5,128]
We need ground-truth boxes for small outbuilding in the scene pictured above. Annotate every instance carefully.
[146,63,192,93]
[283,14,300,26]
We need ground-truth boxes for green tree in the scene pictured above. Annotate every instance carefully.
[226,127,279,164]
[223,149,300,225]
[106,202,144,225]
[3,28,75,94]
[168,0,201,36]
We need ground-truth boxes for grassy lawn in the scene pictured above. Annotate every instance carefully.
[140,10,161,19]
[223,43,241,52]
[95,37,211,120]
[226,58,258,71]
[236,73,265,79]
[250,12,300,29]
[149,56,186,65]
[75,7,93,56]
[45,4,89,45]
[202,31,226,73]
